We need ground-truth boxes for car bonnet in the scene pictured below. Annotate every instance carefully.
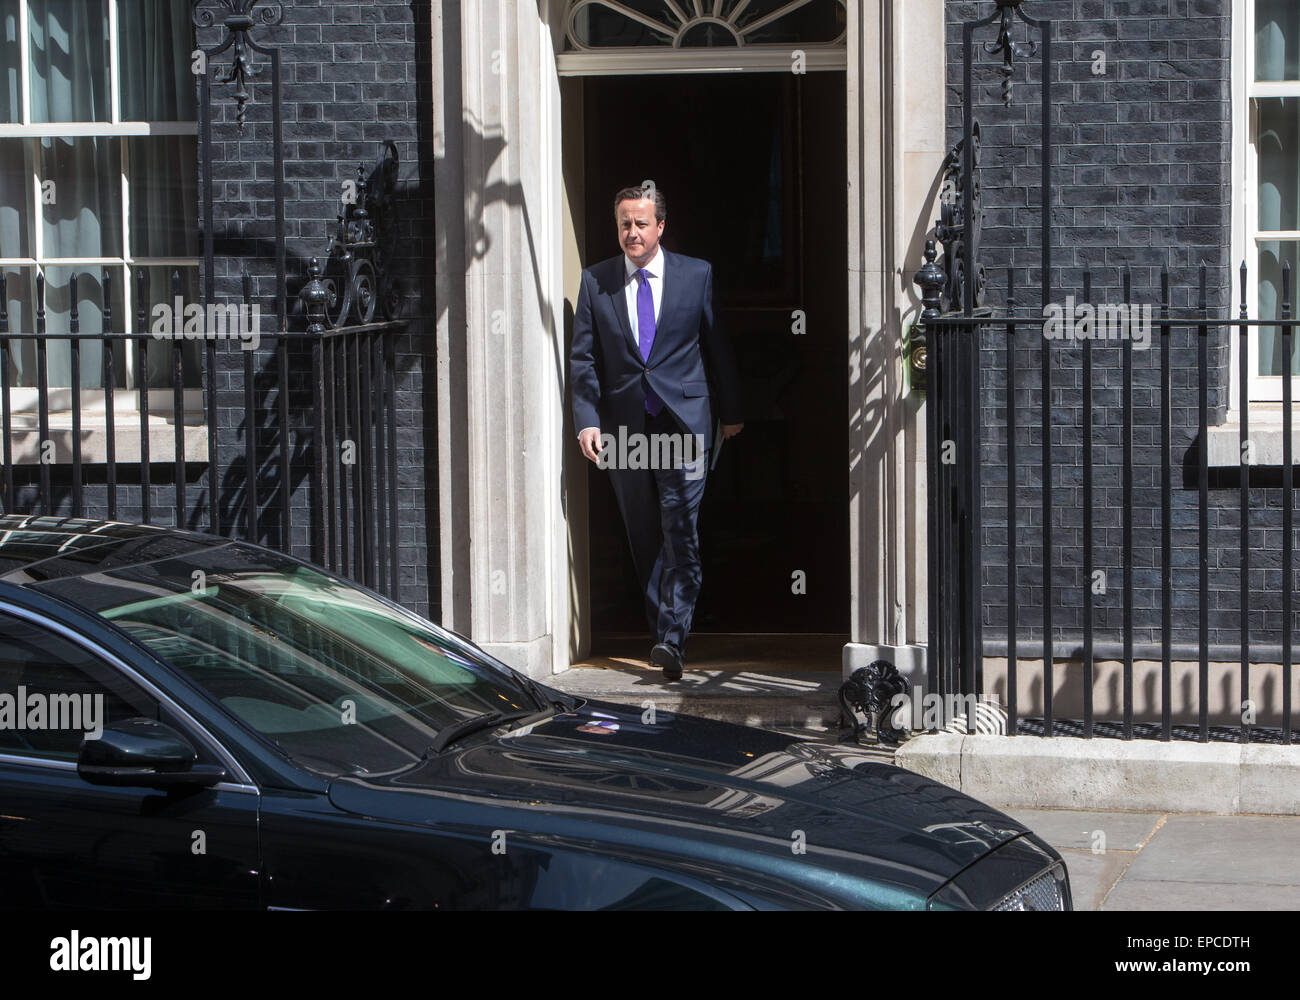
[326,699,1030,901]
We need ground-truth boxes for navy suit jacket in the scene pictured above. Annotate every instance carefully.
[569,248,742,444]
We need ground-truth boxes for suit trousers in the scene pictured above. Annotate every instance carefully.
[606,407,709,650]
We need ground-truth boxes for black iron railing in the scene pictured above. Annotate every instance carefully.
[917,256,1298,745]
[0,266,403,601]
[920,0,1297,743]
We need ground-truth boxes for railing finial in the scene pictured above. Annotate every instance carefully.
[301,258,328,336]
[986,0,1037,106]
[910,239,945,388]
[193,0,286,129]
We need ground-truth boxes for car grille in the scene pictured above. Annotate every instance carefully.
[991,868,1066,911]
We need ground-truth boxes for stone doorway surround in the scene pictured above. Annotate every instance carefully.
[430,1,945,681]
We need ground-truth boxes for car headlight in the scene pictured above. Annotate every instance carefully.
[991,863,1069,911]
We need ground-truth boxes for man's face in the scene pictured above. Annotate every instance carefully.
[616,197,664,267]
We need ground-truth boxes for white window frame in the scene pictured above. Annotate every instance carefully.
[0,0,204,462]
[1232,0,1300,406]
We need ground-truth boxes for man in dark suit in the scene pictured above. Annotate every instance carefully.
[570,184,743,681]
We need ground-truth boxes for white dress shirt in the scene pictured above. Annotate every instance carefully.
[575,247,667,438]
[624,245,664,348]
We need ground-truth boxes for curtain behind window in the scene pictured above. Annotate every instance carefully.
[1257,0,1300,83]
[1256,2,1300,376]
[28,0,110,123]
[3,0,197,389]
[0,1,18,122]
[118,0,196,122]
[15,1,113,386]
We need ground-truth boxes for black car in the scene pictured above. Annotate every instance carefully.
[0,515,1070,910]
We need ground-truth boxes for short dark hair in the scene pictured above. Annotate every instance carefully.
[614,184,666,224]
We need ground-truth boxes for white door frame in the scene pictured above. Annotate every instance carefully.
[433,1,940,680]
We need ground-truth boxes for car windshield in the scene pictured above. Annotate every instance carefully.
[37,543,544,776]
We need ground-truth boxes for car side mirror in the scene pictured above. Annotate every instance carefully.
[77,717,226,789]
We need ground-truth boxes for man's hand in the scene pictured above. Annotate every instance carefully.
[721,423,744,440]
[578,426,603,463]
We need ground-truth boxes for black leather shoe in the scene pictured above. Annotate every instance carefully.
[650,642,683,681]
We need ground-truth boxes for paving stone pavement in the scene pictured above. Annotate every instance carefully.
[1003,808,1300,911]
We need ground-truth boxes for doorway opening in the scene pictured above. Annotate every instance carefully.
[575,71,849,667]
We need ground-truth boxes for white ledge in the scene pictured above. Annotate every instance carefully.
[5,416,209,465]
[1208,421,1300,467]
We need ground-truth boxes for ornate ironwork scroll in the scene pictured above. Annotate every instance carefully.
[301,142,403,334]
[986,0,1037,106]
[838,661,910,746]
[192,0,285,129]
[934,121,986,313]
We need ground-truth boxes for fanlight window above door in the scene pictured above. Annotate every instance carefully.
[564,0,846,51]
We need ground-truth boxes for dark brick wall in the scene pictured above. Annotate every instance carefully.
[7,1,438,621]
[197,0,439,620]
[944,1,1295,652]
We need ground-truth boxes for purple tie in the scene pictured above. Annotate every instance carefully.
[637,268,663,416]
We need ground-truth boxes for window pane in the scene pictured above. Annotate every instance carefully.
[0,267,118,388]
[730,0,844,46]
[40,136,121,258]
[40,266,107,387]
[2,268,35,388]
[41,549,545,775]
[569,0,674,48]
[91,265,128,388]
[0,138,33,258]
[28,0,111,124]
[1257,0,1300,82]
[0,0,19,123]
[127,136,197,258]
[568,0,844,48]
[1257,97,1300,232]
[102,265,127,385]
[1257,240,1300,376]
[117,0,196,121]
[0,612,156,760]
[134,264,200,387]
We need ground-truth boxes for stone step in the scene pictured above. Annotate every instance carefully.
[552,664,897,753]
